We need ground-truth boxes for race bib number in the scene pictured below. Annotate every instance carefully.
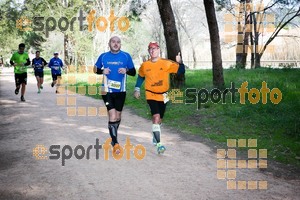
[53,66,59,70]
[108,80,121,90]
[20,66,26,71]
[163,92,169,104]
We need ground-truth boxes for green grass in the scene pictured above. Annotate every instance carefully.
[70,68,300,167]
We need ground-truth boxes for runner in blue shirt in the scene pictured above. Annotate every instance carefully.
[32,51,47,93]
[48,52,64,93]
[94,36,136,155]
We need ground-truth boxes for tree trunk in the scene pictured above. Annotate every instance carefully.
[156,0,185,88]
[254,12,261,68]
[236,1,245,69]
[242,1,252,69]
[255,53,261,68]
[203,0,225,88]
[64,34,70,66]
[250,12,255,69]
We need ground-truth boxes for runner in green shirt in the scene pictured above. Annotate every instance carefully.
[10,43,31,102]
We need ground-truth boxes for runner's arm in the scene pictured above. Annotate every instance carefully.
[94,54,104,74]
[94,66,103,74]
[126,67,136,76]
[31,58,35,68]
[177,63,185,75]
[42,58,48,67]
[134,75,145,91]
[125,53,136,76]
[24,58,30,66]
[48,60,52,68]
[9,54,15,66]
[134,75,145,99]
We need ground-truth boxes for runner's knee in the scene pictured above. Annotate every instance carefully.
[152,114,161,124]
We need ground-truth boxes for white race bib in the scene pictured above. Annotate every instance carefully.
[108,80,121,90]
[163,92,169,104]
[54,66,59,70]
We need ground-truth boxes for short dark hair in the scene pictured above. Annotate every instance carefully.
[36,51,40,54]
[19,43,25,48]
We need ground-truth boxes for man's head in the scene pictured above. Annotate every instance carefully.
[36,51,40,58]
[54,52,59,58]
[18,43,25,54]
[148,41,160,60]
[109,36,121,53]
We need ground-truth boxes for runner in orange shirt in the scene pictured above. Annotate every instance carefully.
[134,41,185,154]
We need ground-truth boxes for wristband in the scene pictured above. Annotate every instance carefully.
[134,87,140,92]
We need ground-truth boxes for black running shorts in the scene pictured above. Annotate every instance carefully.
[102,92,126,112]
[147,100,167,119]
[35,71,44,78]
[14,73,27,86]
[52,74,61,81]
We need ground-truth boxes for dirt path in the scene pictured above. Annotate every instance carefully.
[0,67,299,200]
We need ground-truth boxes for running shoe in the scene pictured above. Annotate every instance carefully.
[51,82,54,87]
[113,143,121,155]
[38,89,41,94]
[15,88,20,95]
[20,96,25,102]
[153,136,157,146]
[40,85,43,89]
[157,143,166,154]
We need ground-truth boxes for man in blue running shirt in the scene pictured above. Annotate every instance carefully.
[94,36,136,155]
[48,52,64,93]
[32,51,48,93]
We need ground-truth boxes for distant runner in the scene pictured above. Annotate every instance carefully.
[10,43,31,102]
[48,52,64,93]
[32,51,48,93]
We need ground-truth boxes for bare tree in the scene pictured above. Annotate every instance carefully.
[219,0,300,68]
[203,0,225,88]
[156,0,185,88]
[256,5,300,67]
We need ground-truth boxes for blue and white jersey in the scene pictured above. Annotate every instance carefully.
[95,51,135,93]
[49,57,64,75]
[32,57,47,72]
